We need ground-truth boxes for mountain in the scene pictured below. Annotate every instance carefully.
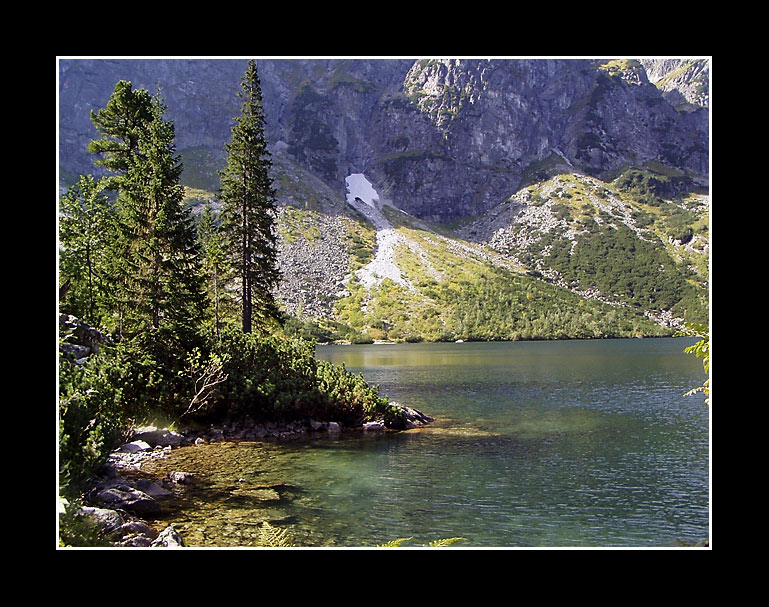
[58,57,710,341]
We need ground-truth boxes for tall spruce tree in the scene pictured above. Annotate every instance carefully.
[89,81,206,357]
[219,60,281,333]
[59,174,115,325]
[197,202,228,340]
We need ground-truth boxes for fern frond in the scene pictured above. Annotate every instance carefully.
[427,537,467,547]
[377,536,468,547]
[257,522,294,547]
[377,537,413,547]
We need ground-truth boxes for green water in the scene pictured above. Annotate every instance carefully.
[141,338,710,548]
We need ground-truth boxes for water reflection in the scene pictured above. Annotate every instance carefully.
[137,339,708,547]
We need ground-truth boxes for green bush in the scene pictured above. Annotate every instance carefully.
[58,315,402,502]
[59,347,136,489]
[201,327,393,426]
[58,331,201,489]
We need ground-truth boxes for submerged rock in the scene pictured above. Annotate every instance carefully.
[167,471,195,485]
[151,525,185,547]
[91,484,162,516]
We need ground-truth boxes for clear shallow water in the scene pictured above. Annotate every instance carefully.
[141,338,710,548]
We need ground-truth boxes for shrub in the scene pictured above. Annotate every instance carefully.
[59,346,136,489]
[58,330,200,489]
[201,327,392,426]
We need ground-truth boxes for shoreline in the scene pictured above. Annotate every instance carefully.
[66,404,434,548]
[317,334,687,346]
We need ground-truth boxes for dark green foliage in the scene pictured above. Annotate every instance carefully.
[663,206,698,243]
[198,327,393,426]
[60,80,211,490]
[58,175,115,326]
[668,225,694,244]
[281,314,337,343]
[59,345,138,488]
[197,203,230,339]
[87,80,207,355]
[435,266,668,341]
[512,206,705,325]
[613,167,694,207]
[58,496,115,547]
[59,329,212,493]
[88,81,155,183]
[548,222,695,314]
[219,60,281,333]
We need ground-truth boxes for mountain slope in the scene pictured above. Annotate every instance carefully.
[260,160,707,342]
[59,57,710,341]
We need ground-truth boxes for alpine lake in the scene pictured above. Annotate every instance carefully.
[136,338,710,548]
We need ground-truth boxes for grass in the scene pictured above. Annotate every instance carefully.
[328,188,680,343]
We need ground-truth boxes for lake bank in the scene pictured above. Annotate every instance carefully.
[66,338,709,548]
[69,403,435,547]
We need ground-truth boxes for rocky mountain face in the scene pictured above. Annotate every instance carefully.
[59,58,708,221]
[59,57,710,337]
[640,58,709,111]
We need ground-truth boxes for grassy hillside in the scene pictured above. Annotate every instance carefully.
[459,165,709,327]
[181,156,709,344]
[329,204,672,342]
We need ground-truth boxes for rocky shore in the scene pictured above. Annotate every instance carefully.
[67,404,433,547]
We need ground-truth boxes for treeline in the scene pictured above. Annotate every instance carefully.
[534,221,707,324]
[324,264,671,345]
[58,61,394,490]
[436,267,671,341]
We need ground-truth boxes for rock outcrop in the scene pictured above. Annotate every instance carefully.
[640,58,710,110]
[59,314,112,363]
[59,57,709,224]
[70,399,434,547]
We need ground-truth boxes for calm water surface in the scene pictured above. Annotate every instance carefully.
[142,338,710,548]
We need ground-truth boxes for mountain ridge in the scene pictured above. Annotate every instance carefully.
[59,58,708,216]
[58,57,710,340]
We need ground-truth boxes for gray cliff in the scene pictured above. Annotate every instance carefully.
[59,57,709,223]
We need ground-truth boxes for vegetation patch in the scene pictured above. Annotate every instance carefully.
[597,59,645,82]
[278,206,322,245]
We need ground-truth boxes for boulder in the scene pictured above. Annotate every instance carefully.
[77,506,126,535]
[132,426,184,448]
[386,403,435,430]
[59,314,113,359]
[119,440,152,453]
[363,421,386,431]
[151,525,185,547]
[116,519,158,538]
[120,534,155,547]
[91,484,162,516]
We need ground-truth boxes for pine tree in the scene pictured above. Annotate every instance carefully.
[197,202,228,340]
[219,60,281,333]
[58,174,115,325]
[89,81,206,356]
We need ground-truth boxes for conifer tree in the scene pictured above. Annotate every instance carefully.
[197,202,228,340]
[89,81,206,356]
[219,60,281,333]
[59,174,115,325]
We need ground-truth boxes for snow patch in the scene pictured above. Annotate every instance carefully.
[345,173,379,208]
[344,173,410,290]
